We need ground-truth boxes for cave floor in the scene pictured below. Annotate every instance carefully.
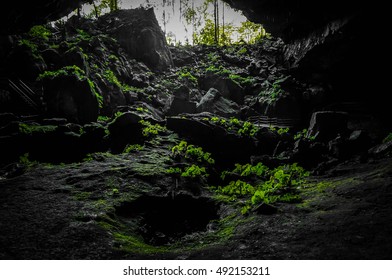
[1,153,391,260]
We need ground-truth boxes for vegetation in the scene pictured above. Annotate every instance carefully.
[294,129,316,141]
[171,141,215,165]
[139,120,167,138]
[212,162,309,214]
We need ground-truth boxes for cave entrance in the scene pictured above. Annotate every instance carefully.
[115,194,220,246]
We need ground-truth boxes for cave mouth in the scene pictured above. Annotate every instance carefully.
[115,194,220,246]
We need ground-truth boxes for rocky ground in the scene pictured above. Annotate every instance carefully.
[1,8,392,260]
[1,147,391,259]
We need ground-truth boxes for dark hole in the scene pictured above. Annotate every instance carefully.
[115,194,219,245]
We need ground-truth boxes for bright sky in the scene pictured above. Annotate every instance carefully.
[79,0,248,44]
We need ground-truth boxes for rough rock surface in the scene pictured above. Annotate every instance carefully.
[99,8,173,71]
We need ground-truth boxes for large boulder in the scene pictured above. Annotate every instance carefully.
[196,88,240,118]
[42,75,99,124]
[99,8,173,71]
[307,111,349,141]
[200,73,244,105]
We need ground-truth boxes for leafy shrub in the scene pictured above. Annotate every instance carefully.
[28,25,51,41]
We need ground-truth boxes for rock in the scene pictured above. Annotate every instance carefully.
[307,111,349,141]
[41,118,68,126]
[368,141,392,158]
[200,73,244,105]
[254,127,280,156]
[0,113,18,127]
[253,203,278,215]
[167,116,257,164]
[196,88,240,118]
[80,123,108,153]
[164,96,197,116]
[42,75,99,124]
[99,8,173,71]
[107,112,143,153]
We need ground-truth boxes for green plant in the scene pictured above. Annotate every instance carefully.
[181,164,208,178]
[214,162,309,214]
[294,129,316,141]
[139,120,167,138]
[171,141,215,165]
[97,115,110,122]
[238,121,258,137]
[123,144,144,153]
[19,123,57,135]
[19,153,38,167]
[28,25,51,41]
[277,127,290,135]
[176,68,198,86]
[215,180,255,198]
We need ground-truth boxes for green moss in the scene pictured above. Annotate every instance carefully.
[73,191,92,201]
[19,123,57,134]
[28,25,51,41]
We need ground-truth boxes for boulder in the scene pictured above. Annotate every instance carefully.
[99,8,173,71]
[307,111,349,141]
[196,88,240,118]
[164,96,197,116]
[200,73,244,105]
[42,75,99,124]
[107,112,143,153]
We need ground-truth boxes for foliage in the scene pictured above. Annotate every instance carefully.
[139,120,167,138]
[37,65,86,81]
[259,78,288,103]
[238,121,258,137]
[123,144,144,153]
[97,115,110,122]
[171,141,215,165]
[181,164,208,178]
[19,123,57,135]
[221,162,269,180]
[294,129,316,141]
[213,162,309,214]
[176,68,198,86]
[277,127,290,135]
[216,180,255,197]
[19,153,38,167]
[28,25,52,41]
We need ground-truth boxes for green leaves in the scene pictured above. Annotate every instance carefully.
[213,162,309,214]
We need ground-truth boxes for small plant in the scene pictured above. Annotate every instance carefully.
[136,107,149,113]
[181,164,208,178]
[215,180,255,198]
[176,68,198,86]
[294,129,316,141]
[123,144,144,153]
[171,141,215,165]
[19,123,57,135]
[97,115,110,122]
[238,121,258,137]
[28,25,51,41]
[139,120,167,138]
[277,127,290,135]
[19,153,38,168]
